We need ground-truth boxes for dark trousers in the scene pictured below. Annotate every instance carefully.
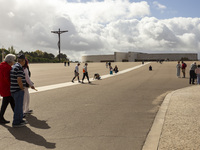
[72,72,80,81]
[190,70,196,84]
[0,96,15,120]
[82,72,89,81]
[12,90,24,125]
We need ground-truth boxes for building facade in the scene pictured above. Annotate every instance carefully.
[82,52,198,62]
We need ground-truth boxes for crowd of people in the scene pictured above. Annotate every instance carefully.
[0,54,34,127]
[71,62,119,83]
[176,61,200,85]
[106,62,119,75]
[2,57,200,128]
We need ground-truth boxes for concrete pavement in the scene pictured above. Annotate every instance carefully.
[143,85,200,150]
[1,61,199,149]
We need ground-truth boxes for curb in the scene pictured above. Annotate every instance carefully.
[142,90,174,150]
[142,86,192,150]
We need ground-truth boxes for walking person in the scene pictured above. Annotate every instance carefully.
[195,65,200,85]
[189,62,197,84]
[106,62,108,68]
[82,63,91,83]
[0,54,16,124]
[10,54,27,127]
[176,61,181,78]
[113,65,119,73]
[108,62,111,68]
[110,66,113,75]
[181,61,187,78]
[23,59,35,116]
[72,63,81,83]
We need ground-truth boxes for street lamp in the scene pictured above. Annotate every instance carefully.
[51,28,68,62]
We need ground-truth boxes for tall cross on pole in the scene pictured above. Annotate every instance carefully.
[51,28,68,62]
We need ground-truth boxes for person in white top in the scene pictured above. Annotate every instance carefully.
[176,61,181,78]
[72,63,81,83]
[82,63,91,83]
[195,65,200,84]
[23,59,35,115]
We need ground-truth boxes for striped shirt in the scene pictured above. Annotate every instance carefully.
[10,63,26,93]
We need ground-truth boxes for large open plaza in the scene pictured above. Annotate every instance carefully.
[0,61,196,149]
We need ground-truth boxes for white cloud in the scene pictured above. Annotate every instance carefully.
[0,0,199,61]
[153,1,166,10]
[8,12,15,17]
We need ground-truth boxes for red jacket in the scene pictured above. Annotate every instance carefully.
[0,62,12,97]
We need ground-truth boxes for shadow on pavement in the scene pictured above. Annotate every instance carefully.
[81,82,98,85]
[2,124,56,149]
[26,114,50,129]
[88,83,98,85]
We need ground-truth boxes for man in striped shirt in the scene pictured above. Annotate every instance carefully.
[10,54,26,127]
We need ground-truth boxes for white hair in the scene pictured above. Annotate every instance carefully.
[4,54,16,63]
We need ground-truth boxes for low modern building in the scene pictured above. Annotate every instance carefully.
[82,52,198,62]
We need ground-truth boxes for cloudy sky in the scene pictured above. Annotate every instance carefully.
[0,0,200,61]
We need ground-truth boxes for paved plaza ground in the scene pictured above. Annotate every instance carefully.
[0,61,197,150]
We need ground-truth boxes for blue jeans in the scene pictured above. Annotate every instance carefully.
[11,90,24,125]
[197,74,200,84]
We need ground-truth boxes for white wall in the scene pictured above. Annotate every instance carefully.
[137,53,198,61]
[82,52,198,62]
[82,55,114,62]
[115,52,128,62]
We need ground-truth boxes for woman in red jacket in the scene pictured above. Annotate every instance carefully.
[0,54,16,124]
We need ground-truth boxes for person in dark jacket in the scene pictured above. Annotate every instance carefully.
[113,65,119,73]
[0,54,16,124]
[189,62,197,84]
[181,61,187,78]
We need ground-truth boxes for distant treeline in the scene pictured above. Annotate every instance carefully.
[0,46,69,63]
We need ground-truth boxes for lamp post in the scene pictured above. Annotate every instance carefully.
[51,28,68,62]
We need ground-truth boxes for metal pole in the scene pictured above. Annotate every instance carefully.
[58,28,61,62]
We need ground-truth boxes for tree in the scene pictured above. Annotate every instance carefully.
[8,46,16,54]
[18,50,24,55]
[1,46,69,63]
[35,50,44,57]
[0,48,9,62]
[56,53,68,62]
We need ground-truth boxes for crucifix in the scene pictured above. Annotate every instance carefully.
[51,28,68,62]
